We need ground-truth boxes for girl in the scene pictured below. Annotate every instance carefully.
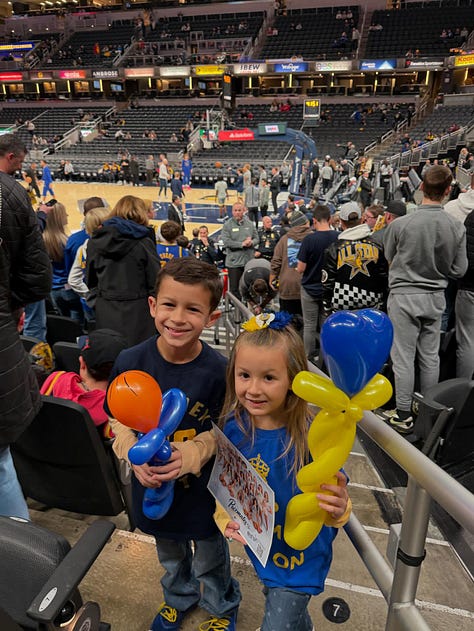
[218,313,351,631]
[43,201,84,326]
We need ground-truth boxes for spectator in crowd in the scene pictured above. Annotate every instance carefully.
[158,156,170,198]
[43,201,84,326]
[238,258,276,314]
[270,167,281,215]
[320,160,333,195]
[370,200,407,248]
[297,205,339,361]
[167,195,186,234]
[221,201,258,300]
[244,177,260,229]
[86,195,161,347]
[68,206,111,322]
[189,225,222,266]
[359,170,373,208]
[156,221,191,267]
[384,166,468,433]
[0,133,52,519]
[129,155,140,187]
[22,161,40,198]
[255,215,280,261]
[323,201,388,313]
[270,210,312,315]
[40,329,128,439]
[363,204,385,232]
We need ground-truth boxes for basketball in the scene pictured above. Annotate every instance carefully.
[107,370,162,433]
[215,161,223,168]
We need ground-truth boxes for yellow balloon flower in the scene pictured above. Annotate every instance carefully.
[284,371,392,550]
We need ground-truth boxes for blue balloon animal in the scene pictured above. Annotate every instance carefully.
[128,388,187,520]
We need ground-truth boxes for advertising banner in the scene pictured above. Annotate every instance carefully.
[360,60,396,71]
[273,62,309,73]
[218,128,255,141]
[233,62,267,75]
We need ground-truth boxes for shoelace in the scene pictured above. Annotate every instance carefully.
[158,604,178,623]
[198,616,232,631]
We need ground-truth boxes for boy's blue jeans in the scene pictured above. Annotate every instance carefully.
[155,531,241,617]
[261,587,312,631]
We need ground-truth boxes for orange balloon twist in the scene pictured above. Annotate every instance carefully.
[284,371,392,550]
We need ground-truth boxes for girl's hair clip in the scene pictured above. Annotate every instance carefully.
[242,311,292,332]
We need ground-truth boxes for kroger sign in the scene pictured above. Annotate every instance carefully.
[273,62,309,73]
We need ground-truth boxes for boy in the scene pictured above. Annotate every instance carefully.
[106,258,241,631]
[41,328,127,439]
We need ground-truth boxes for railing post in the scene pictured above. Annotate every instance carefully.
[386,476,432,630]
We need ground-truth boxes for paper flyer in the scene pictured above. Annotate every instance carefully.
[208,424,274,567]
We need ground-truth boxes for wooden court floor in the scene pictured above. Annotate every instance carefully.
[35,180,239,237]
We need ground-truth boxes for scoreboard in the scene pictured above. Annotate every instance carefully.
[303,99,321,119]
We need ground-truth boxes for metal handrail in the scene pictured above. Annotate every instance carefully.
[221,290,474,630]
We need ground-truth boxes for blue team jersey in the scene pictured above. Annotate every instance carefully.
[224,417,338,595]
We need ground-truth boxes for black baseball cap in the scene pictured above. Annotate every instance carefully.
[78,329,128,370]
[386,200,407,217]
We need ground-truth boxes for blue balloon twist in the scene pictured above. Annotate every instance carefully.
[128,388,187,520]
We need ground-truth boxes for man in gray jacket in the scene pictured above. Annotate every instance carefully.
[221,201,258,300]
[384,166,468,433]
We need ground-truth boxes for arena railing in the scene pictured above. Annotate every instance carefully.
[222,289,474,631]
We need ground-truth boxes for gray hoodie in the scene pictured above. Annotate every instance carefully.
[444,189,474,224]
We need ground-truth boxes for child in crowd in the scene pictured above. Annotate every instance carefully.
[156,220,191,267]
[217,313,351,631]
[106,258,241,631]
[41,329,127,439]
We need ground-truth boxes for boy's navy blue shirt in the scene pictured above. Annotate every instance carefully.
[106,335,227,540]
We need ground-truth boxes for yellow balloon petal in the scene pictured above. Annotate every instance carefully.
[292,371,349,412]
[351,374,393,410]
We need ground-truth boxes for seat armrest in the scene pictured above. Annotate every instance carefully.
[27,520,115,624]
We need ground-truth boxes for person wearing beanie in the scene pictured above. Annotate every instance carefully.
[322,201,388,313]
[270,210,312,314]
[370,200,406,248]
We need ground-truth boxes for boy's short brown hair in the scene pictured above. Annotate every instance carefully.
[154,257,223,312]
[160,220,181,242]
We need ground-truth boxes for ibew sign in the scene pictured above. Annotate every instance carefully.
[233,63,267,75]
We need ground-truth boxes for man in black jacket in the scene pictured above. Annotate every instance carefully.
[270,167,281,215]
[0,134,52,519]
[167,194,185,234]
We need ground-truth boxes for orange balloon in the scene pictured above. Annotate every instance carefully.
[107,370,162,433]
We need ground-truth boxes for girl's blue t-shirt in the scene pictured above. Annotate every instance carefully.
[224,417,338,595]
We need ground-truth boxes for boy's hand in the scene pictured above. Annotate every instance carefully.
[317,471,349,520]
[131,462,165,488]
[150,447,183,482]
[224,520,247,545]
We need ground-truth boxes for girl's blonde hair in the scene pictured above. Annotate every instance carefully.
[84,206,111,236]
[112,195,150,226]
[43,202,68,262]
[221,324,311,476]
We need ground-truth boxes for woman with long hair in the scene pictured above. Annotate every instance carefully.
[85,195,161,346]
[43,201,84,326]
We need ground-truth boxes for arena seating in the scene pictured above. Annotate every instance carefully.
[261,6,360,60]
[366,5,474,58]
[375,104,474,160]
[45,22,136,68]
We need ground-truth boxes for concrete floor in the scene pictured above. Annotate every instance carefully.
[28,449,474,631]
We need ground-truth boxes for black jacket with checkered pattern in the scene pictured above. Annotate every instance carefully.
[322,223,388,312]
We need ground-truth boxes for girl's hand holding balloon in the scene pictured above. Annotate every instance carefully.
[317,471,349,521]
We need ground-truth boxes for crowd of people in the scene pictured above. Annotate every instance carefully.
[0,127,472,631]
